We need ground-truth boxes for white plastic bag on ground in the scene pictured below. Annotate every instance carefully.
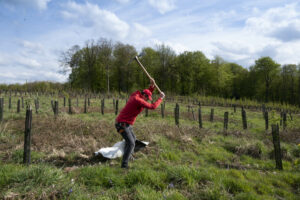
[94,140,149,159]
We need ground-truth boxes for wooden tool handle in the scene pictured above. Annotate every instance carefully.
[135,56,163,94]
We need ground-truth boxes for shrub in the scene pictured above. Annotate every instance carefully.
[291,145,300,158]
[223,141,263,159]
[268,146,292,161]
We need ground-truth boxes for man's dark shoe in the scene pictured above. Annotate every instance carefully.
[121,164,129,169]
[129,155,135,161]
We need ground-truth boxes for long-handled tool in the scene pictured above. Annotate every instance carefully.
[134,55,163,94]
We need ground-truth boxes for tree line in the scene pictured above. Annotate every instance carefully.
[1,38,299,107]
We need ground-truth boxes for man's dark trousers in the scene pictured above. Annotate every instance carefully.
[116,123,136,168]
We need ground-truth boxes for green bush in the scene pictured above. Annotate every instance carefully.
[291,145,300,158]
[268,146,293,161]
[223,141,263,159]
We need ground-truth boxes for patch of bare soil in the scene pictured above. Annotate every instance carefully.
[1,115,121,165]
[1,114,218,167]
[0,120,25,151]
[133,121,208,155]
[219,130,244,137]
[31,116,115,153]
[216,159,251,170]
[162,109,225,122]
[280,129,300,144]
[44,154,109,167]
[59,106,115,114]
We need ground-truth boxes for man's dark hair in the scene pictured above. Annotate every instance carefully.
[140,90,148,98]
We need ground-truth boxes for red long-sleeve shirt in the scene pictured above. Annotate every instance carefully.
[116,86,162,125]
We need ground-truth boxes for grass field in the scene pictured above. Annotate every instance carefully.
[0,95,300,199]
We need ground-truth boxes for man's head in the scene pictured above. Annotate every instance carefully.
[141,89,152,101]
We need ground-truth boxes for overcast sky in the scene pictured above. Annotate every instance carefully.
[0,0,300,83]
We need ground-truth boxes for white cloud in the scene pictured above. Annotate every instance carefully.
[62,2,130,39]
[113,0,130,3]
[0,59,67,83]
[17,57,41,68]
[0,72,17,79]
[210,29,300,67]
[163,42,189,54]
[131,23,152,39]
[210,33,280,66]
[245,3,300,39]
[3,0,51,10]
[0,38,67,83]
[209,10,238,31]
[195,3,300,67]
[145,38,189,54]
[269,23,300,42]
[19,40,45,55]
[2,0,300,84]
[58,2,157,50]
[148,0,176,14]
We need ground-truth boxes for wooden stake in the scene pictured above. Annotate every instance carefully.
[84,98,87,113]
[0,98,3,121]
[271,124,283,170]
[224,112,229,130]
[9,96,11,110]
[17,99,20,113]
[264,111,269,130]
[198,108,202,128]
[23,106,32,165]
[210,108,214,122]
[283,112,287,130]
[54,101,59,117]
[175,103,179,126]
[101,99,105,115]
[161,103,165,118]
[115,99,119,115]
[68,98,72,114]
[242,109,247,129]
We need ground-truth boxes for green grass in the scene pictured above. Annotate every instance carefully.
[0,164,71,199]
[0,95,300,199]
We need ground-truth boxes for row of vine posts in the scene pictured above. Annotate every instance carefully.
[0,91,292,170]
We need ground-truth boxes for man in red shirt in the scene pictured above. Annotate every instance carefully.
[115,79,165,168]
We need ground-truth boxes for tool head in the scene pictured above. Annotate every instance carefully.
[137,51,145,58]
